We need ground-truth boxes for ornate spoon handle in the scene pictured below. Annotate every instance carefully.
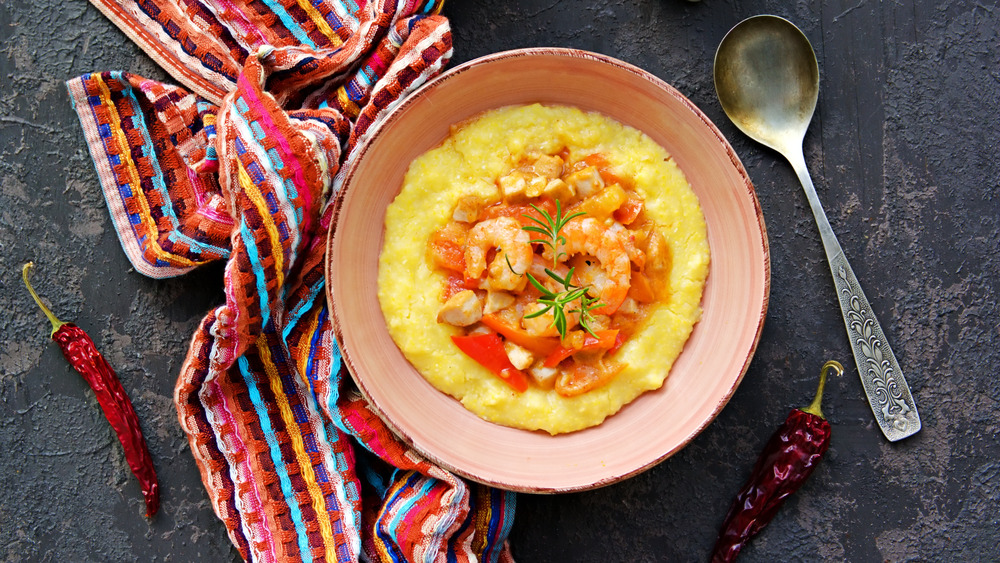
[788,149,921,441]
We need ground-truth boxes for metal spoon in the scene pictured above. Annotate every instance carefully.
[714,15,920,441]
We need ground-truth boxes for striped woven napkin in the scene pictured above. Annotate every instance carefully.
[65,1,516,561]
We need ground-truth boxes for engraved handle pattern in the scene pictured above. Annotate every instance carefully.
[788,148,920,441]
[829,252,921,441]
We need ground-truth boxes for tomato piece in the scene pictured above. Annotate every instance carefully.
[480,314,560,356]
[428,228,466,272]
[480,198,557,228]
[442,272,480,300]
[583,153,631,188]
[628,270,656,303]
[451,333,528,392]
[613,196,644,225]
[608,331,627,354]
[542,329,620,368]
[555,360,626,397]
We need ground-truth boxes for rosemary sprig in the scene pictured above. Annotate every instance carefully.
[522,200,584,268]
[524,267,603,338]
[500,199,603,339]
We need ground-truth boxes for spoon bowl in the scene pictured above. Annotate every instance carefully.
[714,15,819,154]
[713,15,921,441]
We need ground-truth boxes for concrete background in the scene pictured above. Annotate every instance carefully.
[2,0,998,561]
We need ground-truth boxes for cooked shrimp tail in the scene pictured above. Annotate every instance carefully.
[465,217,533,292]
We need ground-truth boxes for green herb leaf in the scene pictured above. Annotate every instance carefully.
[525,272,552,297]
[512,199,605,339]
[523,267,604,339]
[522,200,584,269]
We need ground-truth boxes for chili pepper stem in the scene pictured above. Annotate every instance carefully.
[22,262,68,338]
[800,360,843,419]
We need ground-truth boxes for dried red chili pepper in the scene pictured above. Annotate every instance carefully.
[711,360,843,562]
[22,263,160,517]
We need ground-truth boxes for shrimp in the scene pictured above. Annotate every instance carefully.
[555,359,626,397]
[465,217,532,292]
[527,254,571,294]
[608,222,646,269]
[521,255,587,335]
[546,217,631,313]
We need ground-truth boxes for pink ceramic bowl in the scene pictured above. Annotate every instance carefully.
[326,48,769,493]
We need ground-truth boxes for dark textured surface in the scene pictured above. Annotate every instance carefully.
[2,0,998,561]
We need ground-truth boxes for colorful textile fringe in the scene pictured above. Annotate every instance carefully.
[65,0,517,561]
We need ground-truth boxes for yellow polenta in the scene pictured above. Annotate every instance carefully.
[377,104,709,434]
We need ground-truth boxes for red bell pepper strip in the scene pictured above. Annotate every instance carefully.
[451,333,529,392]
[543,329,620,367]
[23,263,160,517]
[480,314,560,357]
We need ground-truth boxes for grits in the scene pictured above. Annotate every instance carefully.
[377,104,709,434]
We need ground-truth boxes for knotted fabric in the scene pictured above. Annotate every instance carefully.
[65,0,516,560]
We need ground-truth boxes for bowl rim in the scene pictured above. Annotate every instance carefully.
[325,47,769,493]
